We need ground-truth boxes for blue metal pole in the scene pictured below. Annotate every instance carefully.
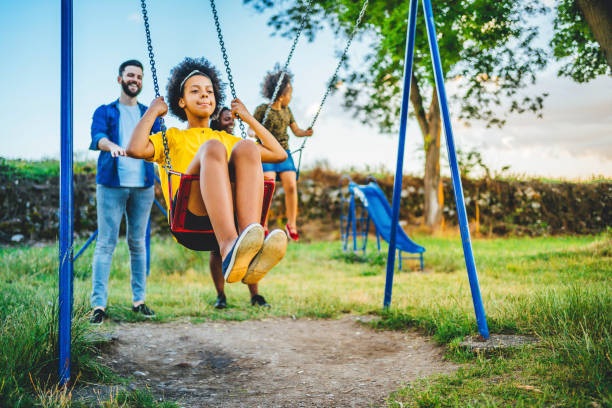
[59,0,73,385]
[153,198,167,217]
[350,188,357,253]
[383,0,418,308]
[146,217,151,276]
[73,230,98,262]
[421,0,489,339]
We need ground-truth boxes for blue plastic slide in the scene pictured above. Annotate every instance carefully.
[351,182,425,262]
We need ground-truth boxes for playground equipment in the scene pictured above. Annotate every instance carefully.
[339,176,425,271]
[58,0,490,385]
[383,0,489,339]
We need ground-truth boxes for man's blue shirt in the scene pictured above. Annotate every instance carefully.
[89,99,161,187]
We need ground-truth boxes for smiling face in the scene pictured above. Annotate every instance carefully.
[178,75,216,120]
[218,109,235,134]
[118,65,143,97]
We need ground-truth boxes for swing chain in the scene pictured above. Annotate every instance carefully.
[308,0,368,131]
[261,0,313,126]
[140,0,172,172]
[209,0,247,139]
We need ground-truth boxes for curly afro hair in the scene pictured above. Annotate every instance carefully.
[166,57,225,122]
[261,64,293,101]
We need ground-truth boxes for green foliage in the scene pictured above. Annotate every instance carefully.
[551,0,611,82]
[0,234,610,406]
[244,0,549,132]
[114,388,179,408]
[331,249,386,265]
[0,296,111,408]
[0,158,96,182]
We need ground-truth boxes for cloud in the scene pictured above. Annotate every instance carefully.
[127,13,142,23]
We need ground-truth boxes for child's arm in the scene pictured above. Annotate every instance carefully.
[127,97,167,160]
[231,98,287,163]
[290,122,314,138]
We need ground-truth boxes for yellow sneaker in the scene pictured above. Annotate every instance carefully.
[242,229,287,285]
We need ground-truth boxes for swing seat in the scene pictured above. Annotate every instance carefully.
[168,173,275,251]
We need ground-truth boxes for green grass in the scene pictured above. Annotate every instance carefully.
[1,233,610,406]
[0,157,96,181]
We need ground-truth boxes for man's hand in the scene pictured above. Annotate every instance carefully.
[150,96,168,117]
[109,144,126,157]
[304,128,314,137]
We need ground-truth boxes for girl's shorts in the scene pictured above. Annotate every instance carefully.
[262,149,296,175]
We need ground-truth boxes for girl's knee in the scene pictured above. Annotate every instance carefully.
[199,139,227,162]
[232,140,260,161]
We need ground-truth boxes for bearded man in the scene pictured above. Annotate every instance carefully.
[88,60,161,324]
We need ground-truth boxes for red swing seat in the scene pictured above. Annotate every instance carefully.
[166,170,275,251]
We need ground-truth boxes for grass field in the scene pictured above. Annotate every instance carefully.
[1,232,610,407]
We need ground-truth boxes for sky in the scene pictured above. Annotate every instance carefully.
[0,0,610,179]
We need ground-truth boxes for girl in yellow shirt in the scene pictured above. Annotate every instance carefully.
[128,57,288,285]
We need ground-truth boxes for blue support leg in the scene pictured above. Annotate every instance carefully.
[146,217,151,277]
[384,0,418,308]
[59,0,73,386]
[73,230,98,262]
[422,0,489,339]
[350,189,357,253]
[363,215,371,255]
[398,250,403,271]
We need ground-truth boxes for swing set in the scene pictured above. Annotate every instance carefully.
[58,0,490,385]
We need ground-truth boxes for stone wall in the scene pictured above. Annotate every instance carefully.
[1,166,609,244]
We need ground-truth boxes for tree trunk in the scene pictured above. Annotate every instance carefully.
[410,78,443,229]
[423,88,442,228]
[576,0,612,69]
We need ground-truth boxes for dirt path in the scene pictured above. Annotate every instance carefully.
[101,316,457,407]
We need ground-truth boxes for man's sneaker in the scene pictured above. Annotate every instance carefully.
[132,303,155,318]
[251,294,271,308]
[242,229,287,285]
[89,308,106,325]
[222,223,265,283]
[285,224,299,242]
[214,293,227,309]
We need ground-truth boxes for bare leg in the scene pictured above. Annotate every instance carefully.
[184,140,237,259]
[280,171,298,231]
[209,250,225,296]
[230,140,264,231]
[263,171,276,229]
[247,283,259,297]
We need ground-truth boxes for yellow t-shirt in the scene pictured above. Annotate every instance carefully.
[147,127,242,214]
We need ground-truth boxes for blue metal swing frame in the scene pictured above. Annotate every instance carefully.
[383,0,489,339]
[60,0,490,385]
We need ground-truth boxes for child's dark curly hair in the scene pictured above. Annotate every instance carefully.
[167,57,225,122]
[261,64,293,101]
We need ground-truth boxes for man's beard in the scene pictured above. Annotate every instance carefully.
[121,80,142,97]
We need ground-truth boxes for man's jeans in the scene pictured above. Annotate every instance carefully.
[91,185,154,309]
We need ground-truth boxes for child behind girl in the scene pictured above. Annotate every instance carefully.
[127,57,287,287]
[209,107,274,308]
[252,67,313,241]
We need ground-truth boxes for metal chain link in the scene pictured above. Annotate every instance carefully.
[294,0,369,172]
[308,0,368,131]
[140,0,172,172]
[261,0,313,126]
[209,0,247,138]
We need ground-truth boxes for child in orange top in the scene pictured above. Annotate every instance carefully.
[128,57,287,285]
